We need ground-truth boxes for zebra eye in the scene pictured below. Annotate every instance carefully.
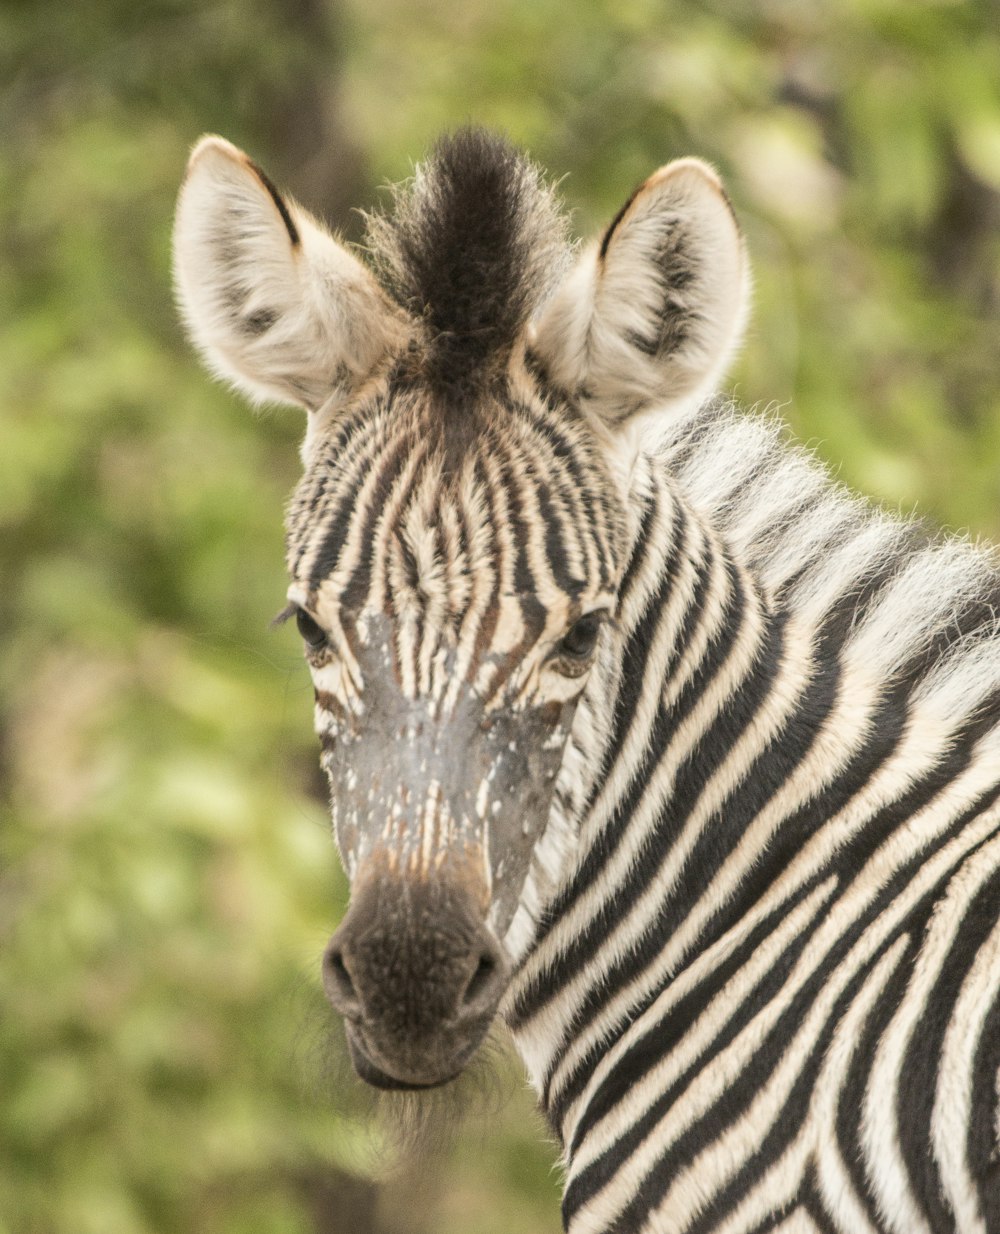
[295,606,328,652]
[554,612,604,663]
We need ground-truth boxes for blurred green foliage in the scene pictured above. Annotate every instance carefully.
[1,1,998,1232]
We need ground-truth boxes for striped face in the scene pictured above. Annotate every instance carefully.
[173,128,747,1088]
[285,372,624,930]
[282,371,625,1087]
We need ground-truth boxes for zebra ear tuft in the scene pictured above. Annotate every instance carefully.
[173,136,400,412]
[531,158,749,430]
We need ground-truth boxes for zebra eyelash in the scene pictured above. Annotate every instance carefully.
[272,601,330,654]
[270,602,298,630]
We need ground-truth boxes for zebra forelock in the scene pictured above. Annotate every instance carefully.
[364,128,572,394]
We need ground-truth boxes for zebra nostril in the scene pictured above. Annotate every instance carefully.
[460,949,505,1015]
[323,944,361,1017]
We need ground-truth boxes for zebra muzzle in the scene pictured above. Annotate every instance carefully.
[322,861,509,1089]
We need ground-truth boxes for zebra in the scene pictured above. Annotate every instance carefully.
[172,127,1000,1234]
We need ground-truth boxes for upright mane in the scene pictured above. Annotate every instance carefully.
[364,128,571,394]
[660,398,1000,690]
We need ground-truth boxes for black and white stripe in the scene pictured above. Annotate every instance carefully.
[174,129,1000,1234]
[507,403,1000,1234]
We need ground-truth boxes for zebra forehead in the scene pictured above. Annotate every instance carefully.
[284,378,626,618]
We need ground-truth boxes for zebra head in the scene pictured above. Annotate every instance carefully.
[173,130,748,1090]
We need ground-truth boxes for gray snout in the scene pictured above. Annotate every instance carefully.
[323,869,508,1089]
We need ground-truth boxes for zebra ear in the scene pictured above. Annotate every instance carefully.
[173,136,400,412]
[531,158,749,429]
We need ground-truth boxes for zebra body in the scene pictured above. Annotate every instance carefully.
[511,421,1000,1233]
[173,129,1000,1232]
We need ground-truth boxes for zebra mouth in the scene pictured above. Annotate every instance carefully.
[345,1030,462,1091]
[324,862,510,1093]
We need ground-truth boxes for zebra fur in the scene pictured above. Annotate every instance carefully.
[508,401,1000,1233]
[173,128,1000,1234]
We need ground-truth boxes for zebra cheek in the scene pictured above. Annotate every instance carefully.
[483,706,574,933]
[319,719,398,883]
[325,755,365,882]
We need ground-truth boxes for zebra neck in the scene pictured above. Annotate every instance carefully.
[505,464,818,1113]
[504,448,1000,1233]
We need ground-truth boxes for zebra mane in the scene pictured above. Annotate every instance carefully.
[659,399,1000,693]
[364,128,571,393]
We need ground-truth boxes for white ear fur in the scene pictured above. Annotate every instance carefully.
[531,158,749,429]
[173,136,400,411]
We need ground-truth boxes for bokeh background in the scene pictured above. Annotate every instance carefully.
[2,1,1000,1232]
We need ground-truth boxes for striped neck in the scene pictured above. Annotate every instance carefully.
[504,422,1000,1233]
[504,457,812,1122]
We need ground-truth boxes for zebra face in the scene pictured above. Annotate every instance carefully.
[173,129,747,1089]
[281,390,625,1088]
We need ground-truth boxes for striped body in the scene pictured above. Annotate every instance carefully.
[173,130,1000,1233]
[508,404,1000,1233]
